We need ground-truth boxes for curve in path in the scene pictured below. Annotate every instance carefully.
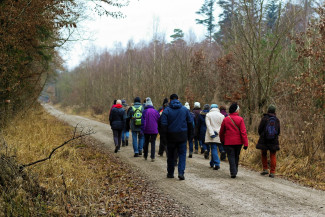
[44,104,325,217]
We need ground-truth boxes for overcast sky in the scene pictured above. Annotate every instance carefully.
[60,0,222,70]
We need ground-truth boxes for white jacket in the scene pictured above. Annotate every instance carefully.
[205,108,225,143]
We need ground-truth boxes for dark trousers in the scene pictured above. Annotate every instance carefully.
[144,134,157,159]
[167,141,187,176]
[158,135,168,155]
[113,130,122,147]
[225,145,242,176]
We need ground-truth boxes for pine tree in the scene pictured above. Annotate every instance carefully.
[196,0,217,43]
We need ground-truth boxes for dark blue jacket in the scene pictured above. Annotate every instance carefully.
[161,100,193,142]
[197,110,209,142]
[109,105,125,130]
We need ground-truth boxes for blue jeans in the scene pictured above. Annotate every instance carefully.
[132,131,144,154]
[210,143,221,167]
[202,142,210,153]
[167,141,187,176]
[188,139,193,153]
[122,130,129,141]
[194,138,199,150]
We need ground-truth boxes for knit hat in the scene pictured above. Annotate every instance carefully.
[229,103,239,113]
[134,97,141,103]
[194,102,200,108]
[210,104,218,109]
[268,105,276,113]
[170,94,178,100]
[203,104,210,111]
[162,98,168,106]
[121,99,126,105]
[145,97,153,106]
[184,102,190,110]
[113,99,117,105]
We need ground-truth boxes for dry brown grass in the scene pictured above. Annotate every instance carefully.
[1,105,191,216]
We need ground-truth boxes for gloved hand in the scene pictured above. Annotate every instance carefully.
[243,146,248,150]
[210,135,216,139]
[214,131,218,136]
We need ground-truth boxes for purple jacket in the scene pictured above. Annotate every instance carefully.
[141,105,160,134]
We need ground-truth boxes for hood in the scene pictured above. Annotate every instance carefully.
[200,110,209,115]
[169,99,182,109]
[115,104,123,109]
[210,108,220,112]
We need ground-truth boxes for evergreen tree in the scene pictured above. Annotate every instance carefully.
[266,0,279,30]
[170,28,185,44]
[196,0,217,43]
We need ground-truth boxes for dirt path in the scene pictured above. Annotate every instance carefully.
[44,104,325,217]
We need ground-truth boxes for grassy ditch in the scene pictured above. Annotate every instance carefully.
[0,105,191,216]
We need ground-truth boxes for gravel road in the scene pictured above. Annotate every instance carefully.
[44,104,325,217]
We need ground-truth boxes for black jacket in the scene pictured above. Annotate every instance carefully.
[256,113,280,151]
[109,105,125,130]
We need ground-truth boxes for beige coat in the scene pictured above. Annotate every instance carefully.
[205,108,225,143]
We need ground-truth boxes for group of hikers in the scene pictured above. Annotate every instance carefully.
[109,94,280,180]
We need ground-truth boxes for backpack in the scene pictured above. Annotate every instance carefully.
[132,106,142,126]
[265,116,278,140]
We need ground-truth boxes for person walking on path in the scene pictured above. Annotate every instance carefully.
[121,99,130,147]
[127,97,144,157]
[256,105,280,178]
[197,104,210,159]
[192,102,202,154]
[220,105,228,117]
[205,104,226,170]
[109,99,125,153]
[141,97,160,162]
[158,98,169,157]
[185,102,195,158]
[219,103,249,178]
[160,94,193,180]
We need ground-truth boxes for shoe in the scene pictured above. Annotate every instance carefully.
[139,151,142,155]
[114,146,119,153]
[178,174,185,180]
[144,157,147,160]
[158,153,163,157]
[194,150,198,154]
[189,153,192,158]
[231,175,236,178]
[151,158,155,162]
[125,140,128,146]
[269,173,275,178]
[134,153,139,157]
[122,140,126,147]
[213,165,220,170]
[220,151,226,161]
[167,174,174,178]
[260,169,269,175]
[204,150,209,159]
[201,148,205,154]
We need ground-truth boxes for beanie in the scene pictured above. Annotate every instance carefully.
[162,98,168,106]
[211,104,218,109]
[268,105,276,113]
[170,94,178,100]
[121,99,126,104]
[203,104,210,111]
[134,97,141,103]
[229,103,239,113]
[194,102,201,108]
[184,102,190,110]
[145,97,153,107]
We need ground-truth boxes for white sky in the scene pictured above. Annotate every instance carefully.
[60,0,221,70]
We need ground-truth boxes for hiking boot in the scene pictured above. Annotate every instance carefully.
[178,174,185,180]
[231,175,236,178]
[151,158,155,162]
[122,140,126,147]
[194,150,198,154]
[158,153,163,157]
[260,169,269,175]
[134,153,139,157]
[167,173,174,178]
[188,153,193,158]
[269,173,275,178]
[139,150,142,155]
[125,140,128,146]
[220,151,226,161]
[213,165,220,170]
[204,150,209,159]
[114,146,119,153]
[201,148,205,154]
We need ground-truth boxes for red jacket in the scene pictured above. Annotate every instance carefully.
[219,113,248,147]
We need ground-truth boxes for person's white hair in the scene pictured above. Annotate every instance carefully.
[116,99,122,105]
[184,102,190,110]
